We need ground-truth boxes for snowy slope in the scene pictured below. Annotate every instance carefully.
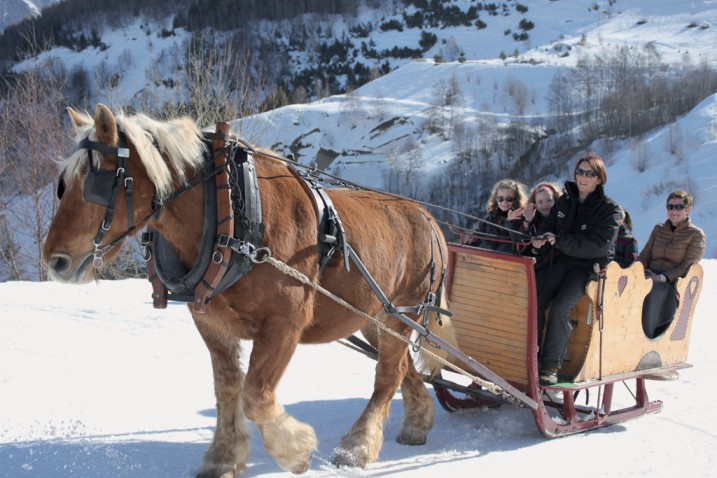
[0,0,60,32]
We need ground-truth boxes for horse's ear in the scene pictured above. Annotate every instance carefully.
[93,103,118,146]
[66,107,86,129]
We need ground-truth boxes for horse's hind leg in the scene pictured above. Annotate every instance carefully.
[195,320,251,478]
[395,353,434,445]
[243,328,317,474]
[333,328,410,468]
[360,324,434,446]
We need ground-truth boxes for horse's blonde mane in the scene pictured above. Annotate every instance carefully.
[61,109,207,202]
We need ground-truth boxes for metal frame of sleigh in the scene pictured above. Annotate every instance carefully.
[428,239,704,437]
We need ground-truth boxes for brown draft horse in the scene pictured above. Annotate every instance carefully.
[42,104,457,477]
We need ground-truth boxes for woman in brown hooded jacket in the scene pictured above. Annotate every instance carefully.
[639,191,706,340]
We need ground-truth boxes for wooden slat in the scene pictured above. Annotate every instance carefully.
[453,329,526,353]
[450,279,529,301]
[455,253,526,271]
[453,317,526,337]
[452,267,527,288]
[449,296,528,317]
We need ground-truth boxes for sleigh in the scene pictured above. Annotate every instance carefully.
[432,242,704,437]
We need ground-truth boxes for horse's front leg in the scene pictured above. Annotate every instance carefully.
[194,319,251,478]
[243,325,318,474]
[333,328,410,468]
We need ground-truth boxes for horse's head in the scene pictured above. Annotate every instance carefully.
[42,104,207,283]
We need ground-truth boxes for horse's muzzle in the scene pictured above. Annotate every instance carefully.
[44,252,94,283]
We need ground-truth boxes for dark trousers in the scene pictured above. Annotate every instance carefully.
[536,259,591,370]
[642,282,679,339]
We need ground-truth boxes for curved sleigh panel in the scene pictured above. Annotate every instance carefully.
[561,262,703,382]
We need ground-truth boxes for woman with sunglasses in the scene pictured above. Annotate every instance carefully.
[467,179,527,253]
[531,153,620,386]
[639,191,706,344]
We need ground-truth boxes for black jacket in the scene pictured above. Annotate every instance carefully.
[523,212,555,270]
[536,182,620,269]
[467,208,523,253]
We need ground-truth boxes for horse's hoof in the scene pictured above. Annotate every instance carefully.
[289,453,312,474]
[196,463,240,478]
[396,430,427,445]
[196,472,236,478]
[331,447,367,469]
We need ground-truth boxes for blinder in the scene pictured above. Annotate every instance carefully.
[56,138,130,207]
[83,158,121,207]
[56,172,66,200]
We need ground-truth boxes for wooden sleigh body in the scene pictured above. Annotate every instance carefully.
[433,242,704,437]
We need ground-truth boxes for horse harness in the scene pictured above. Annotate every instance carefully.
[60,122,448,326]
[140,123,349,313]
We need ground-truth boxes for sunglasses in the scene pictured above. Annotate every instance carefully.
[575,168,597,178]
[666,204,686,211]
[497,196,514,203]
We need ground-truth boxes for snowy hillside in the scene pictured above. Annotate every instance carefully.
[4,0,716,284]
[0,0,59,32]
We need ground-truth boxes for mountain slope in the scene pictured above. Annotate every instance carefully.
[2,0,716,283]
[0,0,60,32]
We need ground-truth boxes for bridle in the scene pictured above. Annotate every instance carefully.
[56,133,135,267]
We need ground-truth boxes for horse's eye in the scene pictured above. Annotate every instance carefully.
[56,173,66,200]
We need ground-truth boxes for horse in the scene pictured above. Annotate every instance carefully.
[42,104,458,477]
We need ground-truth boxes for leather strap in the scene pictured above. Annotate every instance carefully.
[143,226,168,308]
[193,122,234,313]
[287,165,347,272]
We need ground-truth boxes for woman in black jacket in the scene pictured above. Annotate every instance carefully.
[532,153,620,385]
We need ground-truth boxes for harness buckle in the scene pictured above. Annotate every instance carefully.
[117,147,130,158]
[217,234,231,248]
[92,240,107,268]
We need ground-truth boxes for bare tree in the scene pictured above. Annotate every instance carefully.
[338,89,365,128]
[666,123,684,157]
[0,57,69,280]
[502,76,529,115]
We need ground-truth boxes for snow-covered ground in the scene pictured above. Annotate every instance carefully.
[1,261,715,477]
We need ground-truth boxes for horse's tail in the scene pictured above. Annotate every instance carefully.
[416,286,459,380]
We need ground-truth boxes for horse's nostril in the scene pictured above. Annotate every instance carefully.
[48,253,72,274]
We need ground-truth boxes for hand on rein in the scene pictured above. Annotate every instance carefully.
[532,232,556,249]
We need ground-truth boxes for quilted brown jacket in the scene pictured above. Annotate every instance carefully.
[638,217,706,283]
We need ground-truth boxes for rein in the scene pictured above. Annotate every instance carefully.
[252,150,535,245]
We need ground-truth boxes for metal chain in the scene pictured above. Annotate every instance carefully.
[261,254,505,397]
